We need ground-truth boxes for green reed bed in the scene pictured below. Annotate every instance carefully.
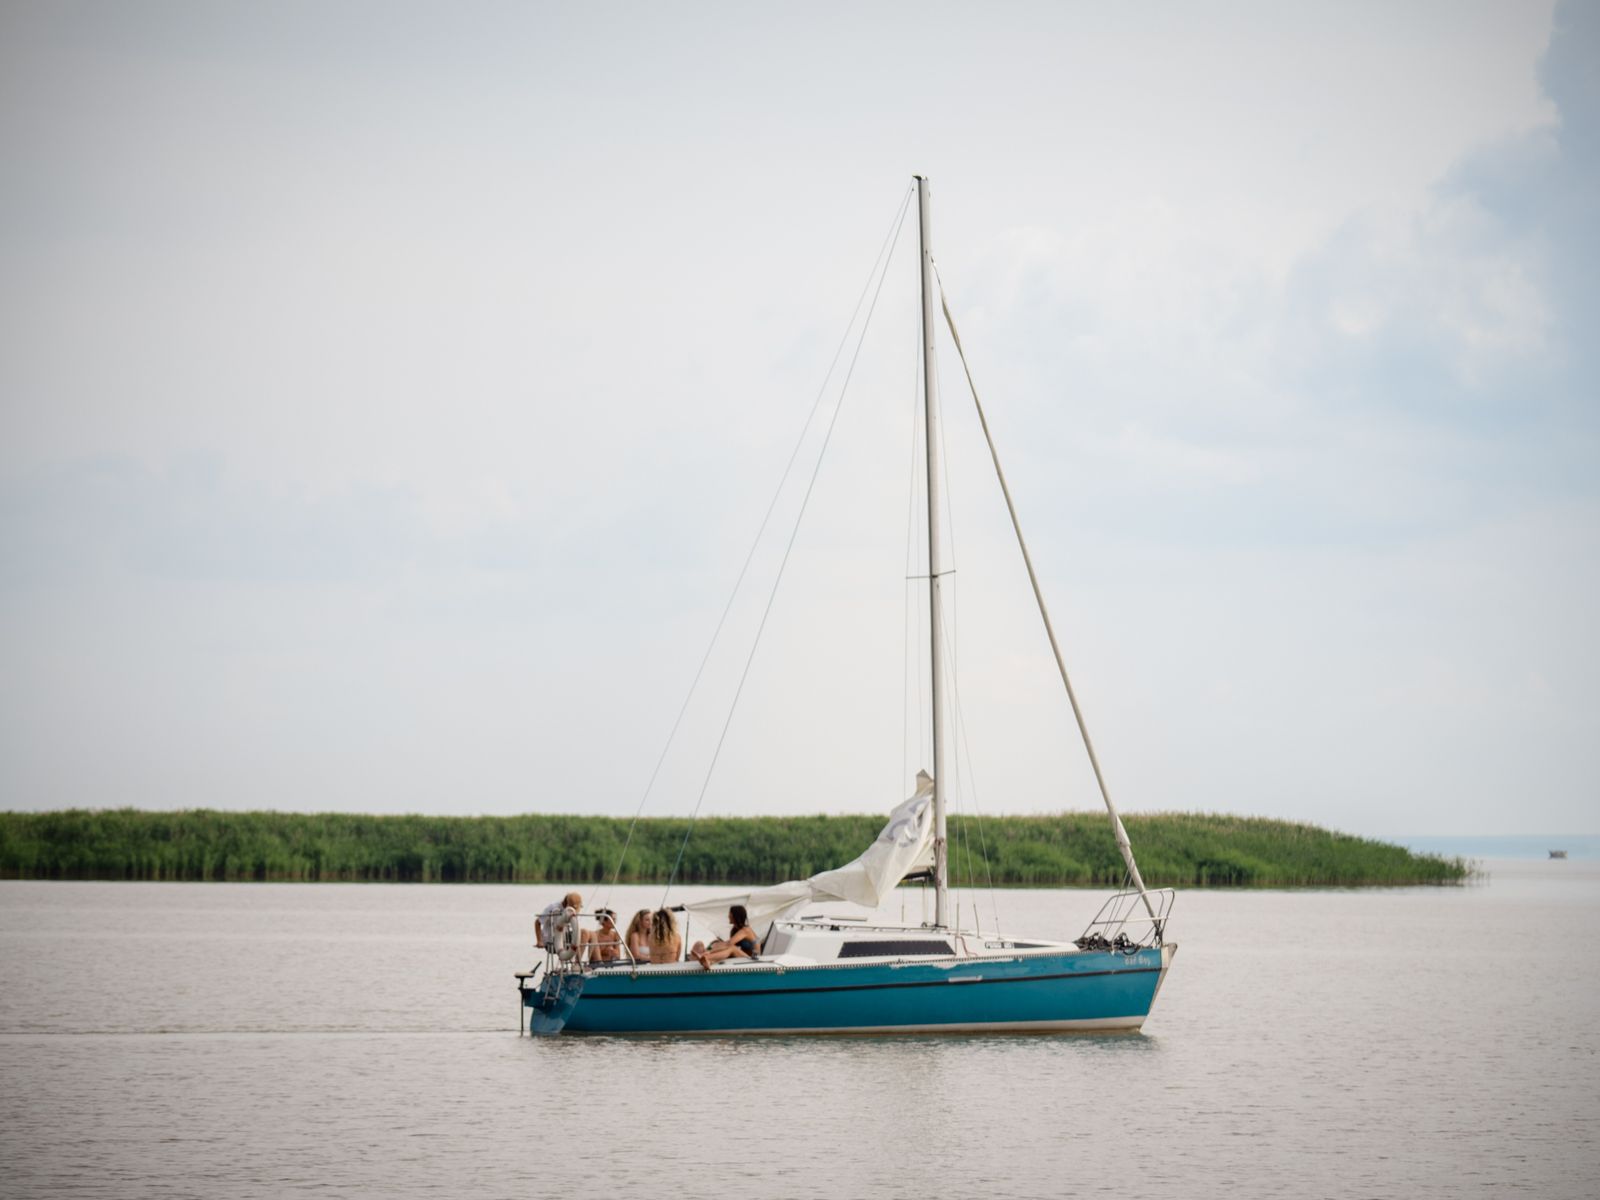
[0,809,1466,887]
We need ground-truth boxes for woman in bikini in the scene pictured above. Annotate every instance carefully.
[648,908,682,964]
[691,905,759,969]
[588,908,623,962]
[624,909,652,962]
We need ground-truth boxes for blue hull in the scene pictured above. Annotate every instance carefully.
[525,947,1170,1035]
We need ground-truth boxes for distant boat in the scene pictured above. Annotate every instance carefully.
[518,176,1176,1036]
[1549,850,1568,859]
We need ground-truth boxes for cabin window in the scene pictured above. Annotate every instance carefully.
[837,940,955,958]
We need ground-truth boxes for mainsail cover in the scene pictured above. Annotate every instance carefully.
[685,772,937,933]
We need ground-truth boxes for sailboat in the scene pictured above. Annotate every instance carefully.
[520,177,1176,1035]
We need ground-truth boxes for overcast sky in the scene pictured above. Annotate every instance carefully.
[2,1,1595,836]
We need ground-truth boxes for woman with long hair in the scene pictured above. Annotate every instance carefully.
[624,909,652,962]
[648,908,682,964]
[691,905,759,970]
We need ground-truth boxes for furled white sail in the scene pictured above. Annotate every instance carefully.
[685,772,937,934]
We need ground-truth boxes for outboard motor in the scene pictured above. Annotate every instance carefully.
[526,963,584,1035]
[522,906,586,1035]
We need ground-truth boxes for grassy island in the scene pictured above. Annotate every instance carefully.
[0,809,1466,887]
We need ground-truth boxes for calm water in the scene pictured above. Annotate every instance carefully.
[2,865,1596,1198]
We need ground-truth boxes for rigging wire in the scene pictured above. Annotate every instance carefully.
[661,188,916,904]
[598,182,915,914]
[931,324,1003,936]
[900,320,926,794]
[944,611,1004,936]
[933,337,959,686]
[931,533,1002,936]
[926,320,990,933]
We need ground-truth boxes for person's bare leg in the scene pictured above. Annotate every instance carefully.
[701,943,750,967]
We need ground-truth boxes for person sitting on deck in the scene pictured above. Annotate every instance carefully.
[589,909,623,962]
[691,905,760,970]
[648,908,682,964]
[535,892,583,952]
[625,909,652,962]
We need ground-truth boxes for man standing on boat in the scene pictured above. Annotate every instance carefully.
[534,892,583,950]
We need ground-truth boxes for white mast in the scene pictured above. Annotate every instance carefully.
[916,175,951,928]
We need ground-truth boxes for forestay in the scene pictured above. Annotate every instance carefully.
[685,772,937,931]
